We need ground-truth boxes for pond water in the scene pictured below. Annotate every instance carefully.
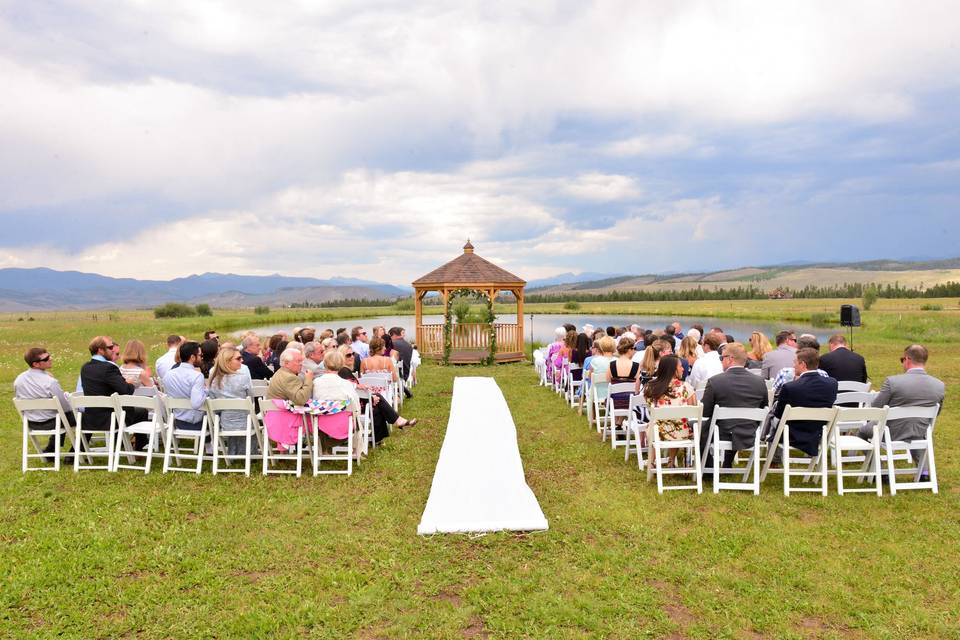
[236,313,826,345]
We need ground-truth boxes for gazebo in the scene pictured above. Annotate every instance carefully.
[412,242,526,364]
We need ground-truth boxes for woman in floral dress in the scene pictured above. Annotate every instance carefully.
[643,355,697,467]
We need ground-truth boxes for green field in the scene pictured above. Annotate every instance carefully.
[1,301,958,638]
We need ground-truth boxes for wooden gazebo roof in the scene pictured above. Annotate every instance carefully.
[412,241,526,287]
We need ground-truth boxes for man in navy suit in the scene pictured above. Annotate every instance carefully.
[819,334,868,383]
[772,347,838,456]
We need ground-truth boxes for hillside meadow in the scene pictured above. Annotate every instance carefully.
[1,300,958,638]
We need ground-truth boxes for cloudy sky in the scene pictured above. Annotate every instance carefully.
[1,1,959,284]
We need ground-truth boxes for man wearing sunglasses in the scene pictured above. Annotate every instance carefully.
[15,347,77,462]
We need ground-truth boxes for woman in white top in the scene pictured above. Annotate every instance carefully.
[312,350,362,456]
[119,339,154,388]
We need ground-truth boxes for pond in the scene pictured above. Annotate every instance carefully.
[236,313,827,345]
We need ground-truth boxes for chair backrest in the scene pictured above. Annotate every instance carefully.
[627,393,647,412]
[206,397,257,426]
[837,380,871,393]
[164,396,199,411]
[251,379,270,390]
[780,405,838,424]
[648,404,703,424]
[69,393,119,410]
[133,386,158,397]
[249,386,268,399]
[711,406,770,423]
[607,382,636,395]
[834,406,888,427]
[765,378,776,389]
[747,368,763,376]
[885,404,940,423]
[13,397,71,427]
[834,391,876,407]
[116,394,158,410]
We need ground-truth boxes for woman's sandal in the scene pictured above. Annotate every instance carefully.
[395,418,418,429]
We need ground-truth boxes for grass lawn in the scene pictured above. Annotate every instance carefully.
[1,302,958,638]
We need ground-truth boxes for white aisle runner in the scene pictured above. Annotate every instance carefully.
[417,377,549,535]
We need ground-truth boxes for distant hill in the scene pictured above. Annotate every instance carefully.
[0,268,408,311]
[529,258,960,296]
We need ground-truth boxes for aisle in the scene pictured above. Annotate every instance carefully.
[417,376,549,535]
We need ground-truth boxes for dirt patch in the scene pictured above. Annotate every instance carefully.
[648,578,696,637]
[436,590,463,607]
[664,603,696,627]
[230,570,276,584]
[462,615,490,638]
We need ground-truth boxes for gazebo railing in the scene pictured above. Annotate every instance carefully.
[417,322,522,356]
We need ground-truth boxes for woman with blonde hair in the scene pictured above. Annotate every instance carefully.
[119,339,154,388]
[638,342,664,384]
[207,346,255,455]
[677,335,699,380]
[747,331,772,369]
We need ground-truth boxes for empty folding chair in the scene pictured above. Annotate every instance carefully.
[207,397,261,476]
[831,391,879,469]
[113,394,165,473]
[760,406,838,496]
[837,380,871,393]
[703,406,770,494]
[261,402,307,477]
[880,405,940,495]
[310,411,355,476]
[69,393,119,471]
[624,393,649,470]
[834,391,877,408]
[162,397,208,474]
[14,397,76,472]
[645,405,704,493]
[830,406,887,496]
[604,382,636,448]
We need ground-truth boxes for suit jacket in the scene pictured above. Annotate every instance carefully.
[242,350,274,380]
[79,359,135,429]
[761,345,796,380]
[819,347,868,383]
[700,367,769,451]
[871,368,945,441]
[774,371,838,456]
[392,338,413,378]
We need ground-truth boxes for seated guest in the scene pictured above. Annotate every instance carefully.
[388,326,415,397]
[686,328,705,357]
[302,341,325,376]
[588,336,616,400]
[266,339,288,371]
[747,331,772,369]
[687,333,724,391]
[606,337,641,412]
[819,334,868,383]
[15,346,77,461]
[82,336,151,437]
[267,348,314,406]
[351,326,371,361]
[863,344,944,471]
[300,328,316,344]
[312,350,363,454]
[644,354,696,466]
[162,341,208,431]
[672,322,685,341]
[207,346,256,455]
[553,329,576,385]
[199,339,219,378]
[605,326,616,337]
[155,334,183,380]
[241,334,274,380]
[637,343,663,384]
[336,331,351,347]
[771,336,828,397]
[203,330,219,343]
[770,347,837,456]
[344,344,416,441]
[119,339,155,389]
[571,333,592,369]
[677,335,698,380]
[761,330,798,380]
[699,342,769,467]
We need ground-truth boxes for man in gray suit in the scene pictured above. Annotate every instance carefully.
[862,345,944,463]
[700,342,769,468]
[761,330,798,380]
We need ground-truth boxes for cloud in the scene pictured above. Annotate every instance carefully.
[601,134,697,157]
[562,173,641,202]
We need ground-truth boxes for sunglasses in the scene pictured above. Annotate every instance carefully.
[105,344,117,350]
[36,354,51,363]
[345,352,355,357]
[899,356,907,363]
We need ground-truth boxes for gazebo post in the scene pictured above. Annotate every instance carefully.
[515,286,524,353]
[414,287,423,336]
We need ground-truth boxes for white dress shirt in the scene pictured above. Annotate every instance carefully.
[14,368,73,421]
[155,348,177,380]
[688,350,723,390]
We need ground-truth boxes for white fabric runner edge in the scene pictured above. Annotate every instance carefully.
[417,376,549,535]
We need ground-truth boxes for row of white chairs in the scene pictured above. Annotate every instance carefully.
[533,350,938,495]
[16,390,369,477]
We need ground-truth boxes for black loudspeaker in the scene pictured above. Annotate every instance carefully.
[840,304,861,327]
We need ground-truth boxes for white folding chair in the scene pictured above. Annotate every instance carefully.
[162,397,208,474]
[881,405,940,495]
[645,405,703,493]
[69,393,119,472]
[624,393,649,470]
[113,394,165,473]
[261,404,307,477]
[310,412,355,476]
[830,392,879,469]
[207,397,261,476]
[533,350,547,386]
[604,382,635,448]
[830,406,887,495]
[355,387,375,454]
[14,397,76,472]
[588,381,608,431]
[760,406,838,496]
[703,406,770,494]
[837,380,871,393]
[359,373,396,413]
[566,365,583,408]
[834,391,877,409]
